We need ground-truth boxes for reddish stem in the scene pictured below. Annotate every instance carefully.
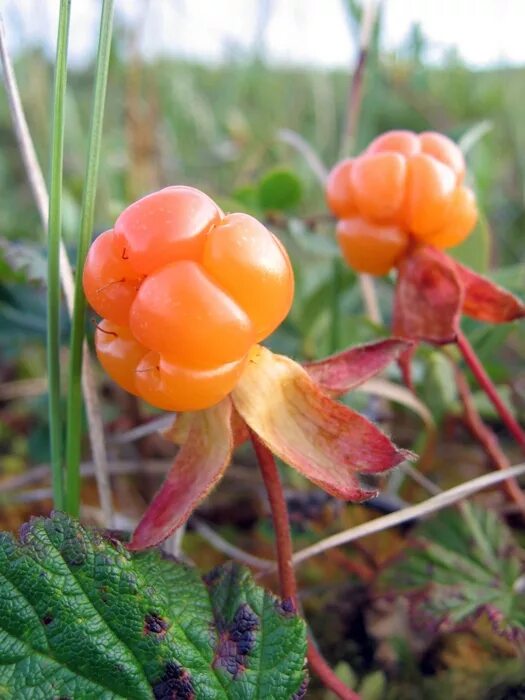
[455,366,525,515]
[249,430,297,605]
[307,640,361,700]
[457,330,525,453]
[249,429,360,700]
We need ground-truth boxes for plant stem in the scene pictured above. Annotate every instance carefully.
[249,430,297,605]
[249,429,359,700]
[1,12,111,525]
[46,0,71,510]
[65,0,114,516]
[307,639,361,700]
[339,1,381,327]
[457,329,525,453]
[339,0,379,157]
[455,364,525,515]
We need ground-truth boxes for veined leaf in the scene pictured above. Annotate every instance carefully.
[377,504,525,641]
[0,513,307,699]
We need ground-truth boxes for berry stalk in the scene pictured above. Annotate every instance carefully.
[457,330,525,453]
[249,429,360,700]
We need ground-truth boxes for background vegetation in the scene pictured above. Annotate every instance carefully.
[1,3,524,697]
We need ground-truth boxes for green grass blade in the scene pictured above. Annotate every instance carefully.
[47,0,72,511]
[65,0,114,516]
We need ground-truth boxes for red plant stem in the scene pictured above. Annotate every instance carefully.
[249,429,360,700]
[457,330,525,453]
[307,639,361,700]
[249,430,297,605]
[455,366,525,515]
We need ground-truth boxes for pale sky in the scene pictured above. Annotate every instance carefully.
[2,0,524,69]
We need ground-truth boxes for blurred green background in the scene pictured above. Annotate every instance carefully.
[1,2,525,695]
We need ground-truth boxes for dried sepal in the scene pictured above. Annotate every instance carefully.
[232,346,413,501]
[393,245,463,343]
[454,260,525,323]
[129,399,233,549]
[304,338,411,396]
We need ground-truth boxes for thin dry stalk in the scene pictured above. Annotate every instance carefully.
[290,462,525,568]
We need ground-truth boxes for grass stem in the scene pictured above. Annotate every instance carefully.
[65,0,114,516]
[47,0,72,510]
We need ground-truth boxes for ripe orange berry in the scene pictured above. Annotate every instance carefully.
[336,218,409,276]
[351,152,407,222]
[425,186,477,249]
[129,260,255,369]
[95,320,148,396]
[85,186,294,412]
[419,131,465,181]
[325,159,356,218]
[366,130,420,158]
[113,186,222,276]
[327,129,476,275]
[202,213,294,341]
[83,229,142,326]
[135,351,247,412]
[403,153,457,238]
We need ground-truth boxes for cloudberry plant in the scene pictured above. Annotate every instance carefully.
[326,130,477,275]
[83,186,294,411]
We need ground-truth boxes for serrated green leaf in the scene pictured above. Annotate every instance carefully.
[377,504,525,641]
[258,169,302,211]
[0,512,307,699]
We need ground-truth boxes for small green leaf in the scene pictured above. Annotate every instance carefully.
[359,670,387,700]
[377,504,525,641]
[258,168,302,211]
[232,185,260,212]
[0,512,307,699]
[422,351,457,422]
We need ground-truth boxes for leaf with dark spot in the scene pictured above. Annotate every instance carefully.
[144,612,169,638]
[214,604,259,677]
[152,661,194,700]
[0,513,307,699]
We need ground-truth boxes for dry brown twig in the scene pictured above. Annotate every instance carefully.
[0,16,113,526]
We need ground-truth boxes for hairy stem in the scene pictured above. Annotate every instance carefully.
[457,329,525,453]
[249,430,297,604]
[249,430,359,699]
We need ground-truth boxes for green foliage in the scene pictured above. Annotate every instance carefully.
[421,350,457,423]
[258,168,303,211]
[448,215,491,273]
[0,512,307,699]
[0,238,47,285]
[377,504,525,641]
